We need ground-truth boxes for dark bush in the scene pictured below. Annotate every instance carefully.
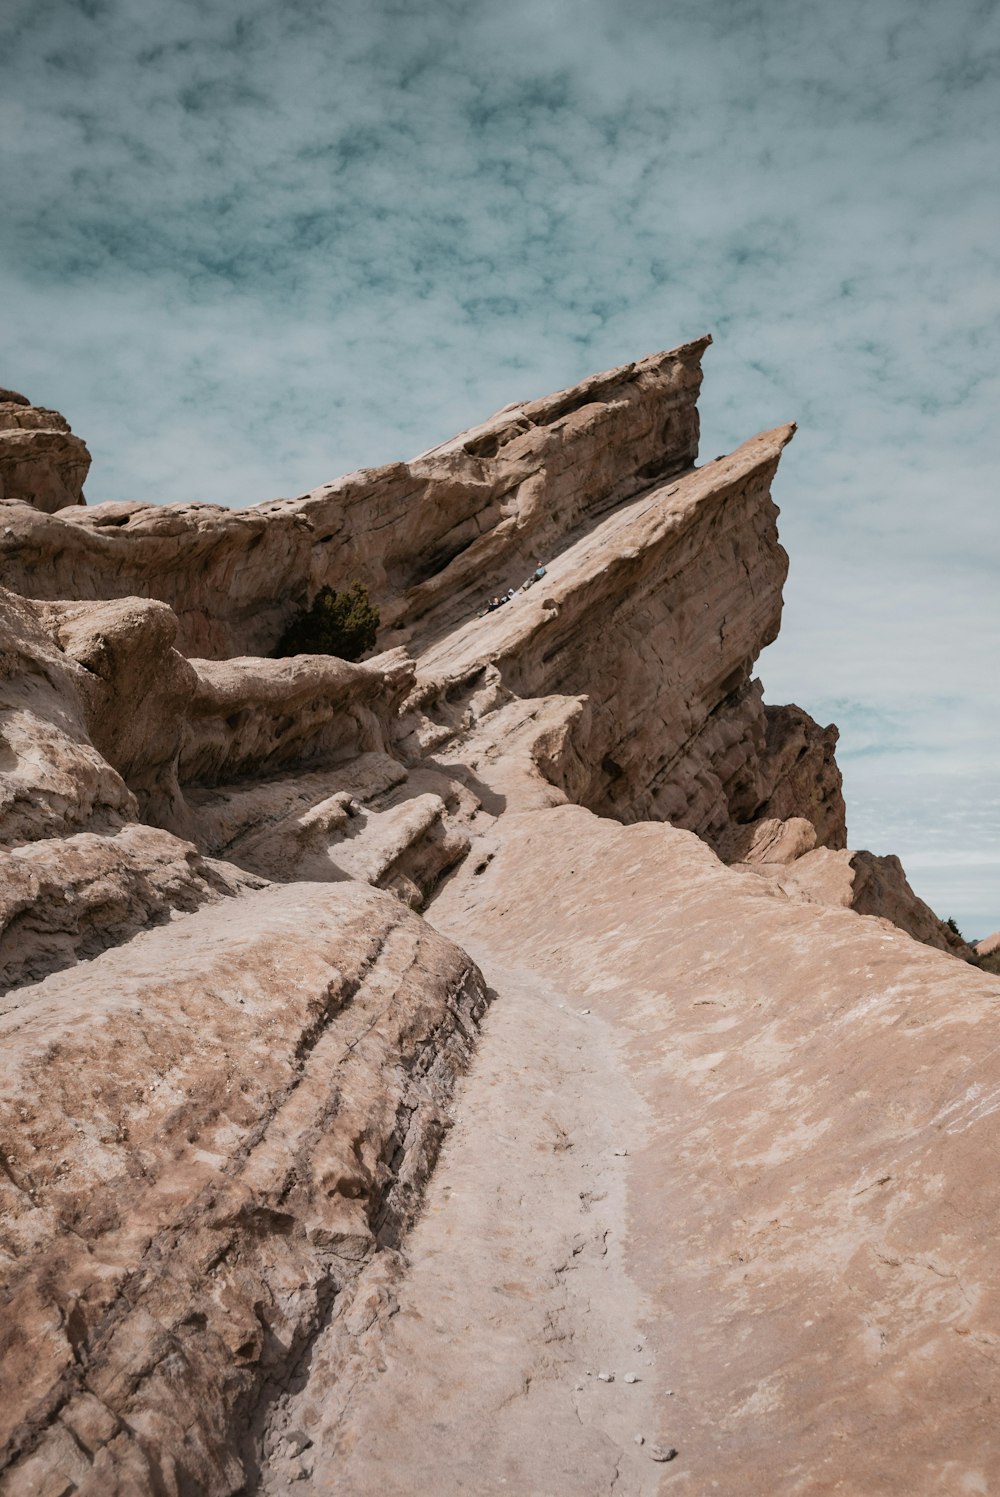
[273,582,380,662]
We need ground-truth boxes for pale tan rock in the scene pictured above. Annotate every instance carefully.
[0,340,708,657]
[716,814,818,865]
[0,823,262,991]
[0,588,135,845]
[740,843,971,956]
[179,646,414,790]
[976,930,1000,957]
[47,595,198,830]
[0,883,487,1493]
[0,340,984,1496]
[377,805,1000,1497]
[0,395,90,511]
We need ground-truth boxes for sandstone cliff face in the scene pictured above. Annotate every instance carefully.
[0,391,90,512]
[0,340,989,1496]
[0,342,706,658]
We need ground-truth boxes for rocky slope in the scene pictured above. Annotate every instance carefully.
[0,341,991,1495]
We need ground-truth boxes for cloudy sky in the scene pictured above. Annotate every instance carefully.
[3,0,998,934]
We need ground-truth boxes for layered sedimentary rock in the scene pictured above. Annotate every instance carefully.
[1,885,486,1497]
[0,390,90,512]
[399,808,1000,1497]
[739,843,972,956]
[0,341,707,658]
[1,339,991,1496]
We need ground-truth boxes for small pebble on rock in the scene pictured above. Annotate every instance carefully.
[613,1148,628,1157]
[281,1431,313,1457]
[580,1008,591,1015]
[648,1445,678,1463]
[624,1373,639,1384]
[633,1434,644,1446]
[597,1371,614,1383]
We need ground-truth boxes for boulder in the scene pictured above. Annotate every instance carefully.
[0,393,90,511]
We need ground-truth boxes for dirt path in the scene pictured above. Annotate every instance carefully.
[260,952,674,1496]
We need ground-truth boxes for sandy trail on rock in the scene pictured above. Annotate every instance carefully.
[263,955,671,1497]
[263,805,1000,1497]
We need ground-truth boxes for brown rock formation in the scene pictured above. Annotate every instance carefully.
[0,338,990,1495]
[0,885,486,1497]
[0,341,706,657]
[732,841,973,956]
[0,393,90,511]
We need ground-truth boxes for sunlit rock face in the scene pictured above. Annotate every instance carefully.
[0,340,990,1497]
[0,390,90,512]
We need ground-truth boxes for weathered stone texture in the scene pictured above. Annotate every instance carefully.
[0,338,986,1495]
[0,394,90,511]
[0,341,707,657]
[0,885,487,1496]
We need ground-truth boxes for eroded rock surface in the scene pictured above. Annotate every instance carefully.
[1,338,990,1495]
[1,884,486,1497]
[0,341,707,658]
[0,392,90,512]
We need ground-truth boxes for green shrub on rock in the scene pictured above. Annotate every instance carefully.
[273,582,380,662]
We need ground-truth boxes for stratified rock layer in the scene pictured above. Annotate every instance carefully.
[0,338,990,1496]
[388,808,999,1497]
[0,341,707,657]
[0,392,90,511]
[1,884,486,1497]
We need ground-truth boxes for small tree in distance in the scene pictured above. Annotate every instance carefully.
[273,582,380,662]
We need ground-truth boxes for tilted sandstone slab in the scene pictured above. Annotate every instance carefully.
[0,883,487,1495]
[414,426,838,848]
[0,340,708,658]
[0,824,262,991]
[406,805,1000,1496]
[0,392,90,512]
[740,843,973,957]
[0,338,983,1496]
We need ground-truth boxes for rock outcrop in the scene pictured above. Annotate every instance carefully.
[0,391,90,512]
[1,338,992,1495]
[739,843,972,956]
[0,342,706,657]
[1,885,486,1497]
